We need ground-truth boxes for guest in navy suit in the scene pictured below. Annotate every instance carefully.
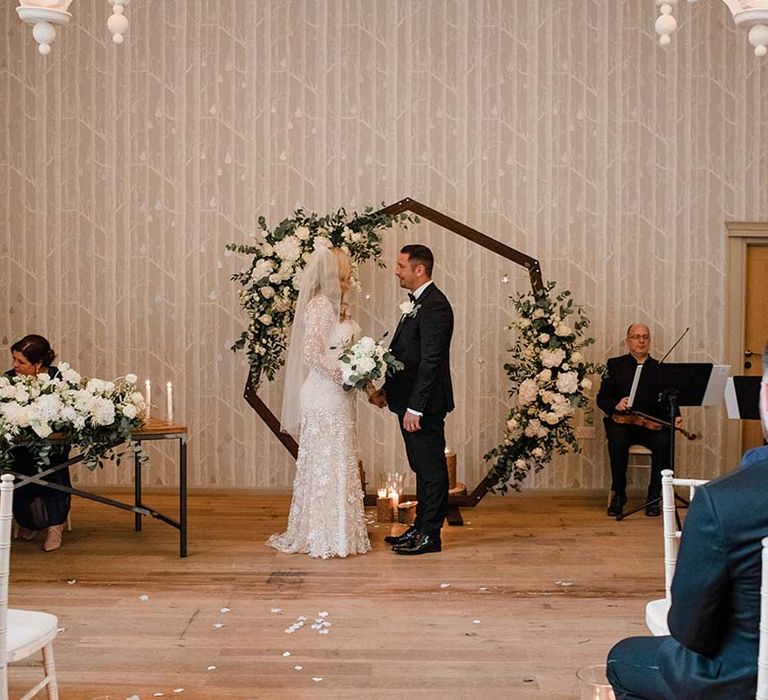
[606,343,768,699]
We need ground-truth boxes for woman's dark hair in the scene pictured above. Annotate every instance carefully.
[400,244,434,276]
[11,334,56,367]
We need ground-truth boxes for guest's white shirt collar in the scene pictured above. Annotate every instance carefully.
[411,280,433,300]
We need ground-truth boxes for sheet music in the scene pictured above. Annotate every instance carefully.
[627,365,644,409]
[702,364,731,407]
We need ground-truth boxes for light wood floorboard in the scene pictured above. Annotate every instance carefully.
[8,490,665,699]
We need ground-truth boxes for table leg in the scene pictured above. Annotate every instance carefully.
[180,436,187,558]
[134,440,142,532]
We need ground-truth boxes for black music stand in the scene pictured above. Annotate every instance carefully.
[617,362,728,520]
[724,376,761,420]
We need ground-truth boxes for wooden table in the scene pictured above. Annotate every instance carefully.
[9,418,188,558]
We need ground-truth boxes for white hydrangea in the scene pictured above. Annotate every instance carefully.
[540,348,566,369]
[556,371,579,394]
[251,258,273,281]
[273,235,302,262]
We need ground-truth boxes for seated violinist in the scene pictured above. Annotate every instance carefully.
[596,324,682,518]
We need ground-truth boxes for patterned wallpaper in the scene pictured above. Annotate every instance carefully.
[1,1,766,491]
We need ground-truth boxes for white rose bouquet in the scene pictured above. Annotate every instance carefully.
[485,281,603,493]
[0,365,147,471]
[338,336,404,394]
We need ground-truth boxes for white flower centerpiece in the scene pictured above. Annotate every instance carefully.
[485,281,603,493]
[227,206,416,388]
[338,335,404,393]
[0,364,147,470]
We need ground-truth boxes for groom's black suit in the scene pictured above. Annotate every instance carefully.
[384,282,454,538]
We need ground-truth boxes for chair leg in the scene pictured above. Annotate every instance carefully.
[42,642,58,700]
[65,514,71,533]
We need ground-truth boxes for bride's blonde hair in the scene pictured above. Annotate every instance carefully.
[331,247,353,319]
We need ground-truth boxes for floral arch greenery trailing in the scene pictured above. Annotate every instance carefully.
[228,202,600,496]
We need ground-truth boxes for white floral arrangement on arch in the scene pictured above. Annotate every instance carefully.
[227,206,415,388]
[0,364,147,471]
[485,281,604,493]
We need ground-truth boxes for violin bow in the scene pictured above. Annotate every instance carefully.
[658,326,690,364]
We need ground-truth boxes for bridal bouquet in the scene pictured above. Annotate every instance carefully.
[338,336,403,393]
[0,364,147,470]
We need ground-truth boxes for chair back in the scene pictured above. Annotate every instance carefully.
[0,472,14,697]
[758,537,768,700]
[660,469,709,600]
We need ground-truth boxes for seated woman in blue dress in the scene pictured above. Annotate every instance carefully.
[6,334,71,552]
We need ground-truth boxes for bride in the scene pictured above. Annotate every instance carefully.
[266,244,371,558]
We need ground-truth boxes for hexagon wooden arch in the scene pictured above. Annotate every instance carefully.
[244,197,544,524]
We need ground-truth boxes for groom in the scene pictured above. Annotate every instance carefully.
[371,244,454,555]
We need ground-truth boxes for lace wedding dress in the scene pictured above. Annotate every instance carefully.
[267,295,371,558]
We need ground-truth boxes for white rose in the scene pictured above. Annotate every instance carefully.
[533,309,546,319]
[517,379,538,406]
[556,371,579,394]
[555,322,573,337]
[125,373,137,385]
[0,385,16,399]
[506,418,518,431]
[14,387,29,404]
[259,314,273,325]
[295,225,310,241]
[524,419,543,437]
[532,447,545,459]
[313,237,332,250]
[31,421,53,438]
[252,258,273,281]
[537,369,552,384]
[86,378,107,394]
[518,318,531,328]
[104,381,115,393]
[261,243,274,256]
[357,357,376,374]
[542,411,561,425]
[260,286,275,299]
[91,397,116,426]
[581,378,592,391]
[514,458,527,469]
[538,333,550,344]
[123,404,138,419]
[61,367,81,384]
[571,351,584,364]
[130,392,145,405]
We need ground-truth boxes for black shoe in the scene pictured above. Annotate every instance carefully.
[384,526,419,546]
[645,504,661,517]
[393,532,441,555]
[607,493,625,517]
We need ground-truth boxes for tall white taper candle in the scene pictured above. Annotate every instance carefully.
[144,379,151,420]
[166,381,173,422]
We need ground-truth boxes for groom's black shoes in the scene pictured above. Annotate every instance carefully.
[393,532,441,555]
[384,526,418,546]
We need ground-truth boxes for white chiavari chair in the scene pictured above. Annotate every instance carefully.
[0,473,60,700]
[645,469,709,637]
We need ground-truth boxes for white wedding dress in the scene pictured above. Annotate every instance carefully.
[267,296,371,558]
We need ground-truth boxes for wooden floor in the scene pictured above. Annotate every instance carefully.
[8,490,667,699]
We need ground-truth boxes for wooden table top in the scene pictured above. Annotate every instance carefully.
[132,417,187,435]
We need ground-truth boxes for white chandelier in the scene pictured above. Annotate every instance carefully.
[16,0,130,56]
[655,0,768,56]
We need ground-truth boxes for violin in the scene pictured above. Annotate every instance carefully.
[611,410,698,441]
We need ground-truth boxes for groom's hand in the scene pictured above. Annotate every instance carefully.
[402,412,421,432]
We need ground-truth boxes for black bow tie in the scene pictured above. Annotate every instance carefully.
[408,293,416,302]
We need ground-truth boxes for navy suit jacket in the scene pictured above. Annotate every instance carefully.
[657,455,768,699]
[384,283,454,416]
